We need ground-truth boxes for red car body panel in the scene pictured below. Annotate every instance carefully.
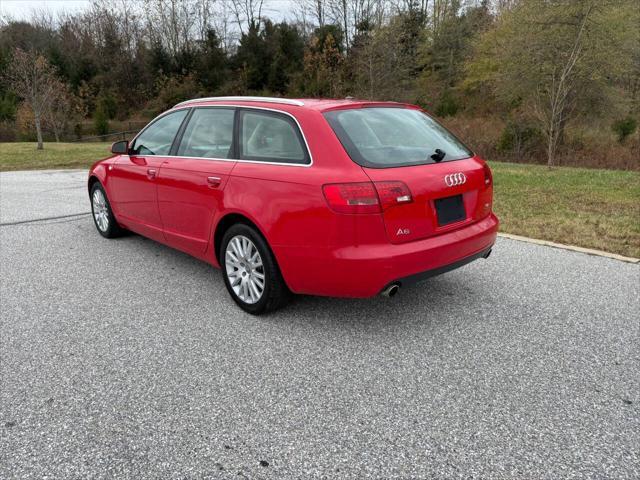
[89,98,499,298]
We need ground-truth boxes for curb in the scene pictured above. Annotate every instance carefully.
[497,233,640,264]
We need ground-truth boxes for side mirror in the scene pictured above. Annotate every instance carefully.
[111,140,129,154]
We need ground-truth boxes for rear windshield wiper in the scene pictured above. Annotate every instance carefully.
[430,149,446,162]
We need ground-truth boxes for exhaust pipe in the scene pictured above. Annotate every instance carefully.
[483,248,492,259]
[381,283,400,297]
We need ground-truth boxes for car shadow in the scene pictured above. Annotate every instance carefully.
[115,230,485,329]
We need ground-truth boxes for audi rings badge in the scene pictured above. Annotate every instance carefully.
[444,172,467,187]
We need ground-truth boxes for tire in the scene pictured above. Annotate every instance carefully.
[90,182,125,238]
[220,223,290,315]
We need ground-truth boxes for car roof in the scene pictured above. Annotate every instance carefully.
[172,96,417,113]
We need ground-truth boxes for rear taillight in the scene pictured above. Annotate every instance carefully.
[322,181,413,214]
[322,182,380,214]
[373,181,413,210]
[482,163,493,187]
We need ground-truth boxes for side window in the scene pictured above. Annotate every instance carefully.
[176,108,234,159]
[240,110,309,164]
[130,109,188,156]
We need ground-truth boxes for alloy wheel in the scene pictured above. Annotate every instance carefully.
[225,235,265,304]
[92,189,109,232]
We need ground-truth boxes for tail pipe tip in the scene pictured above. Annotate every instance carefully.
[381,283,400,298]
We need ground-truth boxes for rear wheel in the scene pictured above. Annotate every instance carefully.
[90,182,124,238]
[220,223,290,314]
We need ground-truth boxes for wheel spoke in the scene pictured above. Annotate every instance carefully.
[248,281,256,302]
[249,279,261,298]
[233,238,244,258]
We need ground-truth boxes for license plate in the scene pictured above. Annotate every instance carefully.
[435,195,466,226]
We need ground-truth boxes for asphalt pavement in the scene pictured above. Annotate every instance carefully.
[1,169,639,479]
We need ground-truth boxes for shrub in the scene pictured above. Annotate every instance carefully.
[612,117,637,143]
[497,121,543,158]
[15,102,36,141]
[0,92,17,121]
[435,91,459,117]
[96,94,118,120]
[93,107,109,136]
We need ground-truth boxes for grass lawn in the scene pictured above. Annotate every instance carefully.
[490,161,640,258]
[1,143,638,258]
[0,142,111,171]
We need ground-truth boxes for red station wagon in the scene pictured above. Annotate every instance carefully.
[89,96,499,314]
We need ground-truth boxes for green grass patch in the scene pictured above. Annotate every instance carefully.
[0,142,112,171]
[490,161,640,258]
[0,143,637,258]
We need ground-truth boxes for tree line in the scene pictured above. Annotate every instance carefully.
[0,0,638,168]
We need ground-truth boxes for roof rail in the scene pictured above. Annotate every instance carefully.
[174,96,305,108]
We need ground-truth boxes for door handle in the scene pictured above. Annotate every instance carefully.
[207,176,222,188]
[147,168,157,179]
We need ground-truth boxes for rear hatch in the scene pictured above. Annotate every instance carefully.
[323,105,493,244]
[363,158,492,244]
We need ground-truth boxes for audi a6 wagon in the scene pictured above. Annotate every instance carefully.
[89,96,498,314]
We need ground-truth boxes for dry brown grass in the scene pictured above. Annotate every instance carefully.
[443,115,639,171]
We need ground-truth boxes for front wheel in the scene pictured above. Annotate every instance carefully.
[90,182,124,238]
[220,224,290,315]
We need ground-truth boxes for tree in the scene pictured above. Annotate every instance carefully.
[349,14,420,100]
[418,2,490,113]
[195,29,228,92]
[45,80,76,142]
[4,48,60,149]
[234,21,271,91]
[230,0,265,34]
[301,28,344,97]
[232,20,305,94]
[465,0,637,167]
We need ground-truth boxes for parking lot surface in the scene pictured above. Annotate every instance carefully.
[1,170,639,479]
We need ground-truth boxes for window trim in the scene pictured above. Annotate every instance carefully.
[129,108,191,157]
[237,108,311,165]
[171,106,237,159]
[127,105,313,168]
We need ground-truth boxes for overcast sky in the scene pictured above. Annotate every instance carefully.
[0,0,296,22]
[1,0,92,20]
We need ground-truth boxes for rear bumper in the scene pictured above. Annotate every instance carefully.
[382,244,493,292]
[275,213,499,298]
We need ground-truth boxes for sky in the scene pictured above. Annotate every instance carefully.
[0,0,296,22]
[0,0,92,20]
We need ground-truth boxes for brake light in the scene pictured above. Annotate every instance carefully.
[373,181,413,210]
[322,182,381,214]
[322,181,413,214]
[482,163,493,187]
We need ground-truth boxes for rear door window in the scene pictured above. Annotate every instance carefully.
[176,108,235,159]
[239,110,309,164]
[130,109,188,156]
[324,107,472,168]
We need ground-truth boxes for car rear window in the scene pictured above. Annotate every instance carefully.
[324,107,472,168]
[239,110,309,164]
